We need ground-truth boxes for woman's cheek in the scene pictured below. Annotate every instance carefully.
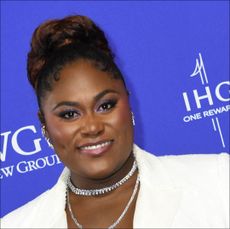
[47,123,77,164]
[113,102,132,128]
[46,119,77,148]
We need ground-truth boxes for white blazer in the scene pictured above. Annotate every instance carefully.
[1,145,229,228]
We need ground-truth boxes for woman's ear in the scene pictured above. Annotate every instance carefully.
[38,110,48,138]
[38,111,54,149]
[38,110,45,125]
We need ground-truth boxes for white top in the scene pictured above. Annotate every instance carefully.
[1,145,229,228]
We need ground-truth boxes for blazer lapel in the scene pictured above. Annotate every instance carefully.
[133,145,183,228]
[49,168,69,228]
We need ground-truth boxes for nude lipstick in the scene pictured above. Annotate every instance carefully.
[79,140,113,156]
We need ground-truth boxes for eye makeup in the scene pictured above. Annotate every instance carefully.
[58,109,81,120]
[96,99,118,113]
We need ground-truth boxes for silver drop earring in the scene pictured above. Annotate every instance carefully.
[41,125,54,149]
[41,125,46,137]
[131,112,135,126]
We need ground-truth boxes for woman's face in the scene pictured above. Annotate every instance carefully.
[42,60,133,180]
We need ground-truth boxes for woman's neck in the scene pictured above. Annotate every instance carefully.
[69,152,135,190]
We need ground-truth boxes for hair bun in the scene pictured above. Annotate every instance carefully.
[27,15,114,89]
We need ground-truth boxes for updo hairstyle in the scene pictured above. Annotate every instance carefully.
[27,15,126,108]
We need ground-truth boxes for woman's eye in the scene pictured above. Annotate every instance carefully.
[97,100,117,112]
[59,111,80,120]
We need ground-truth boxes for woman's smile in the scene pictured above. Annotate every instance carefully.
[77,139,114,156]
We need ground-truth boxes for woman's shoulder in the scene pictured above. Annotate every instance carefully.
[1,189,51,228]
[134,144,229,187]
[136,144,229,168]
[135,143,229,165]
[158,151,229,172]
[1,168,69,228]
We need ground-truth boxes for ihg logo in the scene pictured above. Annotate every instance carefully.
[182,53,229,112]
[0,125,45,162]
[182,53,229,148]
[182,81,229,112]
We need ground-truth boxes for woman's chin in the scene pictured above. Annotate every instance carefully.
[83,167,115,181]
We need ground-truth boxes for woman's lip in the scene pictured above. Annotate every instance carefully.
[78,140,113,156]
[78,140,113,149]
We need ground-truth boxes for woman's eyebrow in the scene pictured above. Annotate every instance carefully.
[52,101,80,111]
[52,89,119,111]
[94,89,119,102]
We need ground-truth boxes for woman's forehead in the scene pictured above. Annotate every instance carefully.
[42,60,127,105]
[52,60,124,91]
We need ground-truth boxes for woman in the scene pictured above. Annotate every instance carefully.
[1,15,229,228]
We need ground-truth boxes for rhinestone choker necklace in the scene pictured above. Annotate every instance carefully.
[67,159,137,196]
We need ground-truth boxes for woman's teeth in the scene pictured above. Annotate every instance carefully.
[80,141,111,150]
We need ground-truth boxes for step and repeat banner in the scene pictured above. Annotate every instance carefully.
[1,1,229,217]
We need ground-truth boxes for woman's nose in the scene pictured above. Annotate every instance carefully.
[80,115,104,137]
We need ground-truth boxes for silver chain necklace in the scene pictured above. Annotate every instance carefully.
[67,159,137,196]
[66,174,140,229]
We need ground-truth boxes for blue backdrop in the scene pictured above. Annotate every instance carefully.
[1,1,229,217]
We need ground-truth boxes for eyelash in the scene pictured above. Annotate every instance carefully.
[97,100,117,113]
[58,100,117,120]
[58,110,80,120]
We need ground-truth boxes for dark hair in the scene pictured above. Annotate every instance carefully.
[27,15,126,108]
